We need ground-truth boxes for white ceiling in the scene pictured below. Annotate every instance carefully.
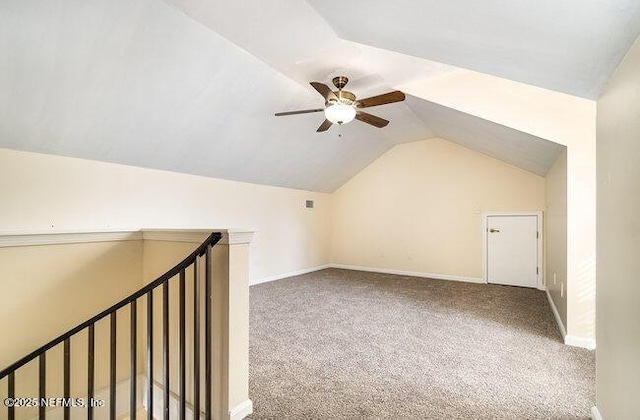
[1,0,634,192]
[406,97,566,177]
[0,0,431,192]
[307,0,640,99]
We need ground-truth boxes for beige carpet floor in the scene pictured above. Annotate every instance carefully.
[247,269,595,419]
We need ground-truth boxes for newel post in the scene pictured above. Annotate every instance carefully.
[210,229,254,420]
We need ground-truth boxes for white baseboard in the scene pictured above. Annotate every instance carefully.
[546,290,596,349]
[330,263,485,284]
[251,263,485,286]
[546,289,567,338]
[565,334,596,350]
[591,406,603,420]
[229,399,253,420]
[251,264,331,285]
[253,262,552,289]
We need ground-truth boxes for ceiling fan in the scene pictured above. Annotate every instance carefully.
[275,76,406,132]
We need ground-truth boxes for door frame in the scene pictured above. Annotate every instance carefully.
[482,211,544,290]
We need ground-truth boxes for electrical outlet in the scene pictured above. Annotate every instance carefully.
[561,281,564,298]
[553,272,557,285]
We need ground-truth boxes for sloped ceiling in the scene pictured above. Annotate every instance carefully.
[406,97,566,176]
[307,0,640,99]
[1,0,637,192]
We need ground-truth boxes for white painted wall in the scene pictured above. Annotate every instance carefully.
[0,148,331,283]
[596,36,640,419]
[545,151,568,334]
[331,138,545,280]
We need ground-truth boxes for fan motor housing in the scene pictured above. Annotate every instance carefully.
[327,90,356,106]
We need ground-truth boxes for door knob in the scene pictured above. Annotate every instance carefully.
[489,228,500,233]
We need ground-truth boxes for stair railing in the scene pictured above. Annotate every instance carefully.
[0,231,222,420]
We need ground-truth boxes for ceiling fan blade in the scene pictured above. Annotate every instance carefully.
[275,108,324,116]
[310,82,338,102]
[355,91,405,108]
[356,111,389,128]
[317,119,333,132]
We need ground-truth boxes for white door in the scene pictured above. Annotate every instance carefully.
[487,215,539,288]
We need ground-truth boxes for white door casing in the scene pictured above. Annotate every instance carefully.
[484,213,543,289]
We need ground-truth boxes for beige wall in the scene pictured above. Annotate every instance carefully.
[142,239,202,284]
[0,148,332,284]
[401,71,596,342]
[0,240,143,419]
[331,138,545,280]
[596,36,640,419]
[0,234,251,418]
[140,237,251,418]
[0,240,142,370]
[142,239,202,401]
[545,150,568,332]
[140,239,208,410]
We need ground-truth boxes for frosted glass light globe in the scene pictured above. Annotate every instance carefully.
[324,103,356,124]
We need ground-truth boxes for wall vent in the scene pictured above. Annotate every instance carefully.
[305,200,314,209]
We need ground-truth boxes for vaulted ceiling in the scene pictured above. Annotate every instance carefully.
[1,0,638,192]
[308,0,640,99]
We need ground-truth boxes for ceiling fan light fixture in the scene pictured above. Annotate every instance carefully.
[324,103,356,125]
[275,77,403,131]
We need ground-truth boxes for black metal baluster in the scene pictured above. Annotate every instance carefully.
[147,291,153,420]
[7,372,14,420]
[130,300,137,419]
[0,233,222,420]
[88,324,95,420]
[63,339,70,420]
[205,245,212,419]
[193,259,201,419]
[110,312,117,420]
[39,353,46,419]
[179,270,186,420]
[163,281,169,420]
